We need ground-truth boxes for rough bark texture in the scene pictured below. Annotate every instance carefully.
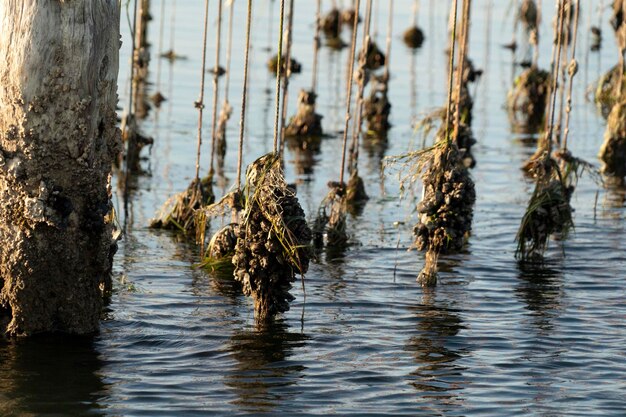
[0,1,121,336]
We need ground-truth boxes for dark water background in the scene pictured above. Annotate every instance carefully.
[2,0,626,415]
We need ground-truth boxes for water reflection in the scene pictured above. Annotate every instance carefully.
[405,291,466,411]
[515,260,564,332]
[285,135,322,182]
[0,336,106,416]
[225,320,308,415]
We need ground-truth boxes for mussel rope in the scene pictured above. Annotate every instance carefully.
[208,0,224,177]
[453,0,471,141]
[193,0,211,183]
[556,1,572,147]
[444,0,459,145]
[312,0,322,93]
[236,0,254,190]
[339,0,362,184]
[562,0,580,151]
[349,0,373,174]
[279,0,296,155]
[411,0,419,28]
[272,0,287,154]
[545,0,566,158]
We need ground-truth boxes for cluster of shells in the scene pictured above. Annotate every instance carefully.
[232,155,312,319]
[413,145,476,253]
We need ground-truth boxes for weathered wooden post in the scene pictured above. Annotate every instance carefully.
[0,0,121,336]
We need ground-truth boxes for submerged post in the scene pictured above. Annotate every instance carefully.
[0,0,121,336]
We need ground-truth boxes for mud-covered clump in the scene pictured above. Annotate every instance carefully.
[313,181,349,248]
[285,90,323,137]
[413,143,476,253]
[341,8,360,27]
[358,40,386,71]
[516,160,573,260]
[232,154,312,320]
[418,249,439,287]
[364,78,392,134]
[519,0,539,33]
[216,101,233,164]
[611,0,626,31]
[507,66,551,132]
[403,26,425,49]
[599,100,626,180]
[346,171,369,209]
[267,54,302,75]
[150,178,214,233]
[595,65,624,116]
[322,8,341,38]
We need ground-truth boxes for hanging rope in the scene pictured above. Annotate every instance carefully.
[224,0,235,105]
[339,0,362,184]
[237,0,254,190]
[279,0,296,156]
[208,0,224,177]
[155,0,166,93]
[272,0,287,154]
[545,0,566,158]
[444,0,459,144]
[562,0,580,151]
[453,0,471,141]
[194,0,211,183]
[349,0,373,174]
[383,0,394,84]
[312,0,322,93]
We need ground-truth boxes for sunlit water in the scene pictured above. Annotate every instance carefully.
[2,1,626,415]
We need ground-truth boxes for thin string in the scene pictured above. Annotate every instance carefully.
[546,0,566,158]
[453,0,471,141]
[209,0,224,177]
[312,0,322,93]
[444,0,459,144]
[562,0,580,151]
[237,0,254,190]
[273,0,287,154]
[155,0,166,93]
[349,0,373,174]
[279,0,296,156]
[384,0,394,84]
[339,0,362,184]
[194,0,211,183]
[224,0,235,103]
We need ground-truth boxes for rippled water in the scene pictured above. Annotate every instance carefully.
[2,0,626,415]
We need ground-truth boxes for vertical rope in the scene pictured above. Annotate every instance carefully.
[155,0,166,93]
[412,0,419,27]
[339,0,361,184]
[312,0,322,93]
[453,0,471,141]
[444,0,459,144]
[562,0,580,151]
[272,0,287,154]
[279,0,296,156]
[194,0,211,183]
[349,0,373,173]
[383,0,394,85]
[224,0,235,103]
[208,0,224,176]
[237,0,254,190]
[546,0,566,157]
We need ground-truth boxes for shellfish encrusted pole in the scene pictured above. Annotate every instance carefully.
[0,0,121,336]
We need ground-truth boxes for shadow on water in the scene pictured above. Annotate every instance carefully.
[224,319,309,415]
[405,290,467,412]
[0,335,106,417]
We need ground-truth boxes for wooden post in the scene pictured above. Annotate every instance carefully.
[0,0,121,336]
